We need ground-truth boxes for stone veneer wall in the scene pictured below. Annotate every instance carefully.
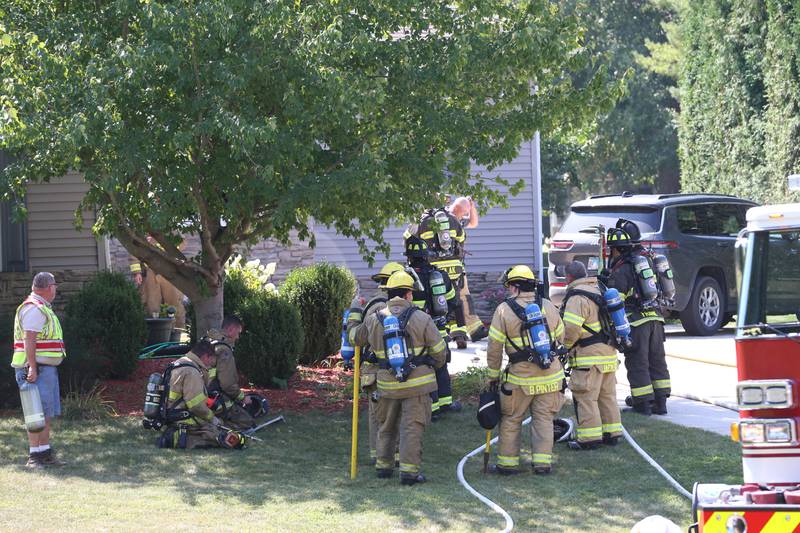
[0,270,97,318]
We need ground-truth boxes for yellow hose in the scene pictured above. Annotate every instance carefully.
[350,346,361,480]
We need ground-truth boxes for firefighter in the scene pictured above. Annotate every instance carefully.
[158,339,245,449]
[404,235,464,418]
[130,261,187,330]
[487,265,566,475]
[206,315,263,431]
[347,261,404,463]
[560,261,622,449]
[602,221,670,416]
[352,271,448,485]
[403,196,488,347]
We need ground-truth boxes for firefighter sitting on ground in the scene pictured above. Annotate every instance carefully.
[560,260,622,450]
[206,315,269,431]
[158,338,246,449]
[351,271,447,485]
[486,265,566,475]
[405,235,465,418]
[347,261,405,464]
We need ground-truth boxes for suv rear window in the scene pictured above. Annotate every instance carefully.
[676,203,748,237]
[560,208,662,234]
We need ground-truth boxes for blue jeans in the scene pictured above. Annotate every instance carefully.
[16,366,61,418]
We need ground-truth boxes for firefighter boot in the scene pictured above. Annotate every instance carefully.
[568,440,600,451]
[487,464,521,476]
[470,325,489,342]
[39,448,66,467]
[652,395,668,415]
[631,401,652,416]
[25,453,44,469]
[603,433,620,446]
[376,469,393,479]
[400,473,427,486]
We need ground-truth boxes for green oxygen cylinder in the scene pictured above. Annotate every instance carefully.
[19,377,45,433]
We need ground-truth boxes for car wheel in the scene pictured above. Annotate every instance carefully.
[680,276,725,336]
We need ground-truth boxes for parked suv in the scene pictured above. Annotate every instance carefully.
[548,193,758,336]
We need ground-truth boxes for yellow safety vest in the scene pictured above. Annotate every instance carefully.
[12,296,66,367]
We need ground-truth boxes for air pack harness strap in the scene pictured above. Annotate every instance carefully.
[160,361,202,424]
[560,289,612,348]
[503,298,550,369]
[378,306,435,372]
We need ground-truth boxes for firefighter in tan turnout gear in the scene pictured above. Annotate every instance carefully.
[560,261,622,450]
[487,265,566,475]
[158,339,245,449]
[352,271,447,485]
[347,261,405,463]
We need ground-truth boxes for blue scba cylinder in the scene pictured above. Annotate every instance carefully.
[604,288,632,346]
[525,303,551,359]
[340,310,355,365]
[383,314,407,379]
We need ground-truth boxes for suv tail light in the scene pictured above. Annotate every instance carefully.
[642,240,678,250]
[550,240,574,251]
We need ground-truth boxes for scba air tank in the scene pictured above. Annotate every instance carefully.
[143,372,163,419]
[653,254,676,301]
[633,255,659,302]
[340,310,355,367]
[525,303,553,368]
[434,210,452,252]
[428,270,448,317]
[383,315,408,380]
[604,288,632,348]
[19,380,45,433]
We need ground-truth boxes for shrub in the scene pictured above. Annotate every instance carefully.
[451,366,491,402]
[61,383,117,420]
[281,263,356,365]
[234,291,303,388]
[0,312,18,408]
[62,271,147,385]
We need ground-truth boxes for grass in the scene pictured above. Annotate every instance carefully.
[0,404,741,532]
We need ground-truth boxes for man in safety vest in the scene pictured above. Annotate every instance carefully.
[158,339,246,449]
[486,265,566,475]
[560,261,622,449]
[352,271,447,485]
[12,272,67,469]
[347,261,404,463]
[603,222,670,416]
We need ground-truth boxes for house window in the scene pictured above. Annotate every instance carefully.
[0,151,28,272]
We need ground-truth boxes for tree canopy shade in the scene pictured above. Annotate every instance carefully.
[0,0,617,331]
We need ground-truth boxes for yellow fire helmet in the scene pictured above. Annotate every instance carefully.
[385,271,415,291]
[371,261,405,287]
[503,264,536,287]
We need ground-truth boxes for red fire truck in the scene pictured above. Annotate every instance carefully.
[692,179,800,532]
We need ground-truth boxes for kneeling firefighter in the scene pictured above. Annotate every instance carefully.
[347,261,404,463]
[156,339,246,449]
[351,271,448,485]
[486,265,566,475]
[560,261,622,450]
[206,316,269,431]
[405,236,464,418]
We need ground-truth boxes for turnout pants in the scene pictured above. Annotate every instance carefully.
[162,423,221,449]
[570,366,622,443]
[624,321,670,405]
[365,383,379,460]
[497,386,564,470]
[375,394,432,475]
[458,275,484,338]
[430,364,453,412]
[220,403,256,431]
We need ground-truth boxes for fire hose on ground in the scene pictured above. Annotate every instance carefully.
[456,418,694,533]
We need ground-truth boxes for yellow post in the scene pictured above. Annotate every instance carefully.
[350,346,362,480]
[483,430,492,473]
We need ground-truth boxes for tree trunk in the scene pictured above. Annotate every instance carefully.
[193,288,224,336]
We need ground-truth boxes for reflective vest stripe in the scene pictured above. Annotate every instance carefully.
[12,297,65,366]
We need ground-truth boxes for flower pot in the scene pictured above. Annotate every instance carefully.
[145,317,175,346]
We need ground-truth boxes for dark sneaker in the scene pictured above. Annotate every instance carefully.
[533,466,552,475]
[400,473,427,486]
[470,326,489,342]
[376,469,393,479]
[40,448,66,467]
[25,453,44,470]
[602,433,620,446]
[567,440,601,451]
[487,464,521,476]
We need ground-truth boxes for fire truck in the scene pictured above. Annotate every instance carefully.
[691,177,800,532]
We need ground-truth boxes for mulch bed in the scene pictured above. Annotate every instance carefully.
[103,357,366,416]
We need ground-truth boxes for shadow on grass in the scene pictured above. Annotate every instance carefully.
[0,404,742,532]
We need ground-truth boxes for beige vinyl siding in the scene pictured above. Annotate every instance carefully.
[313,142,537,277]
[26,173,100,271]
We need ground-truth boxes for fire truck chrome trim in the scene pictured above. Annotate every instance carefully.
[737,380,795,410]
[739,418,797,448]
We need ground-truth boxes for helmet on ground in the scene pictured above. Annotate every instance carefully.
[553,417,575,443]
[244,393,269,418]
[404,235,431,259]
[615,219,641,243]
[385,271,415,291]
[371,262,404,287]
[607,227,633,248]
[502,265,536,287]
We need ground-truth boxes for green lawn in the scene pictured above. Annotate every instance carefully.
[0,406,741,532]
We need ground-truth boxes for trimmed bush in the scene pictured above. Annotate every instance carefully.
[281,263,356,365]
[62,271,147,385]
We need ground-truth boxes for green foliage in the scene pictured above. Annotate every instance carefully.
[61,384,117,421]
[0,313,17,408]
[62,271,147,385]
[0,0,614,329]
[282,263,356,365]
[679,0,800,205]
[451,366,491,401]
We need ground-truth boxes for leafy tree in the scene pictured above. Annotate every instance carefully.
[0,1,615,331]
